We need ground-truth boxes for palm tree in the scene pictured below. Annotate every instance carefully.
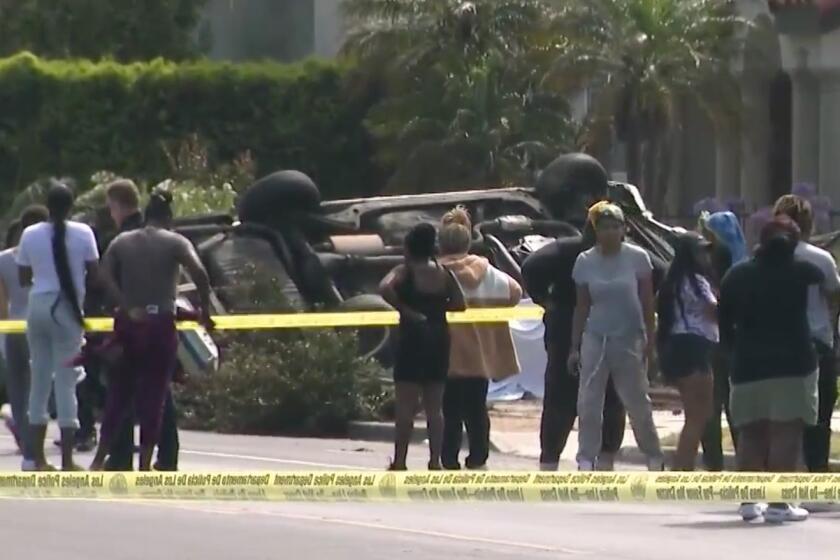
[544,0,744,210]
[342,0,574,192]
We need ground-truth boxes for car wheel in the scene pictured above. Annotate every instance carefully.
[238,170,321,225]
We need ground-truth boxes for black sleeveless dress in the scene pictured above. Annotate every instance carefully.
[393,265,451,385]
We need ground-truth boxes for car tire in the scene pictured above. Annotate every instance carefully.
[337,294,395,368]
[238,170,321,225]
[535,153,609,216]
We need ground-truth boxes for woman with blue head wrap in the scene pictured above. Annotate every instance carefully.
[695,210,747,472]
[699,211,749,285]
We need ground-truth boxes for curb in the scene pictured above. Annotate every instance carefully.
[348,420,502,451]
[350,421,840,471]
[613,446,840,471]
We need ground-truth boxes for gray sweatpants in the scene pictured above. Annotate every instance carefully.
[26,293,85,429]
[576,332,662,466]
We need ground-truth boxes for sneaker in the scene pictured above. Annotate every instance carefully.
[597,453,616,471]
[577,460,595,471]
[21,459,37,472]
[539,462,559,472]
[765,504,809,524]
[738,502,768,522]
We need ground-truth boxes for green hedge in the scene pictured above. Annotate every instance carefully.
[0,53,382,200]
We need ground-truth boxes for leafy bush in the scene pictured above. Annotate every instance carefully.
[0,53,381,202]
[176,258,390,436]
[177,330,390,436]
[0,0,209,61]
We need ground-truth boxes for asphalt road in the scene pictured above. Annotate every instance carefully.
[0,429,838,560]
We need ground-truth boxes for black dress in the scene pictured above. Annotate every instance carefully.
[393,265,452,385]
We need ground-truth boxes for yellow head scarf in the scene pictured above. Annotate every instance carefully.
[587,200,625,225]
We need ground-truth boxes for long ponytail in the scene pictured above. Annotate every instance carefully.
[47,182,84,326]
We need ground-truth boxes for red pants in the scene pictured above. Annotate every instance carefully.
[100,313,179,449]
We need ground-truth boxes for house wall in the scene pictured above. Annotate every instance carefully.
[203,0,317,62]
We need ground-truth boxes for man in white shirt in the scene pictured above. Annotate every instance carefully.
[775,195,840,473]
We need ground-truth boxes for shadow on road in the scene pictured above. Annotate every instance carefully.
[664,520,794,530]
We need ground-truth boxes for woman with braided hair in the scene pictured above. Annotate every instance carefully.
[17,182,100,471]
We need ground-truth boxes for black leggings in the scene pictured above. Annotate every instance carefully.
[803,341,838,472]
[442,378,490,469]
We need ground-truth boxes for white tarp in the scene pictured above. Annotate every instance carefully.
[488,299,547,401]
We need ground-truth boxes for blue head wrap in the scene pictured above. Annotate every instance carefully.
[702,211,748,264]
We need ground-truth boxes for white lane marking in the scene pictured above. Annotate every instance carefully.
[0,496,584,554]
[179,450,377,471]
[133,501,585,555]
[0,434,377,471]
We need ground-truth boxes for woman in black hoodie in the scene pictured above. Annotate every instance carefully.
[719,216,822,524]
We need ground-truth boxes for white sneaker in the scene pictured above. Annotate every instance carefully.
[539,462,559,472]
[765,504,809,524]
[577,460,595,471]
[738,502,768,522]
[21,459,37,472]
[596,453,615,471]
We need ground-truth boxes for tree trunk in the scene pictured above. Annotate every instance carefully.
[625,118,642,187]
[651,134,673,216]
[643,134,658,199]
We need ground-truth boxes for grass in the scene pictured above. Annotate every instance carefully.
[661,430,840,461]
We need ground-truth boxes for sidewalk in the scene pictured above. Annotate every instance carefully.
[488,401,688,465]
[350,401,840,469]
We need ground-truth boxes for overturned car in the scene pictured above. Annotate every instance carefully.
[164,154,681,369]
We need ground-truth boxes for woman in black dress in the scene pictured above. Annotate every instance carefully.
[380,223,466,470]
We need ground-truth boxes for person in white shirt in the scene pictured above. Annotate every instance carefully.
[774,194,840,473]
[16,182,100,471]
[0,206,48,471]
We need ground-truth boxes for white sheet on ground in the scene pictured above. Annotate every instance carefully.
[488,299,547,401]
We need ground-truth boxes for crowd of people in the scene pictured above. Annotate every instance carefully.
[0,165,835,525]
[382,189,839,524]
[0,179,212,472]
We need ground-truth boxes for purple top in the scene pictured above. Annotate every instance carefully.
[671,275,719,343]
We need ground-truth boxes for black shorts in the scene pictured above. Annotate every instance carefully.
[659,334,715,383]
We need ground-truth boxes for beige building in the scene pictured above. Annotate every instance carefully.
[651,0,840,216]
[200,0,840,217]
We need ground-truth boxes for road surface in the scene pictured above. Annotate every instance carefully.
[0,429,837,560]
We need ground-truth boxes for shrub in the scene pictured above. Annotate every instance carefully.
[176,330,390,436]
[176,260,391,436]
[0,53,382,202]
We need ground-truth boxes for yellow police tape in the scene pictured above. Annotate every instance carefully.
[0,471,837,503]
[0,307,546,334]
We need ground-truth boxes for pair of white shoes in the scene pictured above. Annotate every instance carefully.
[739,503,809,524]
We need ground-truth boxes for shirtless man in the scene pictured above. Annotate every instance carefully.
[90,190,212,471]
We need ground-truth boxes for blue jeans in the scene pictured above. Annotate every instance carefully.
[26,293,86,429]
